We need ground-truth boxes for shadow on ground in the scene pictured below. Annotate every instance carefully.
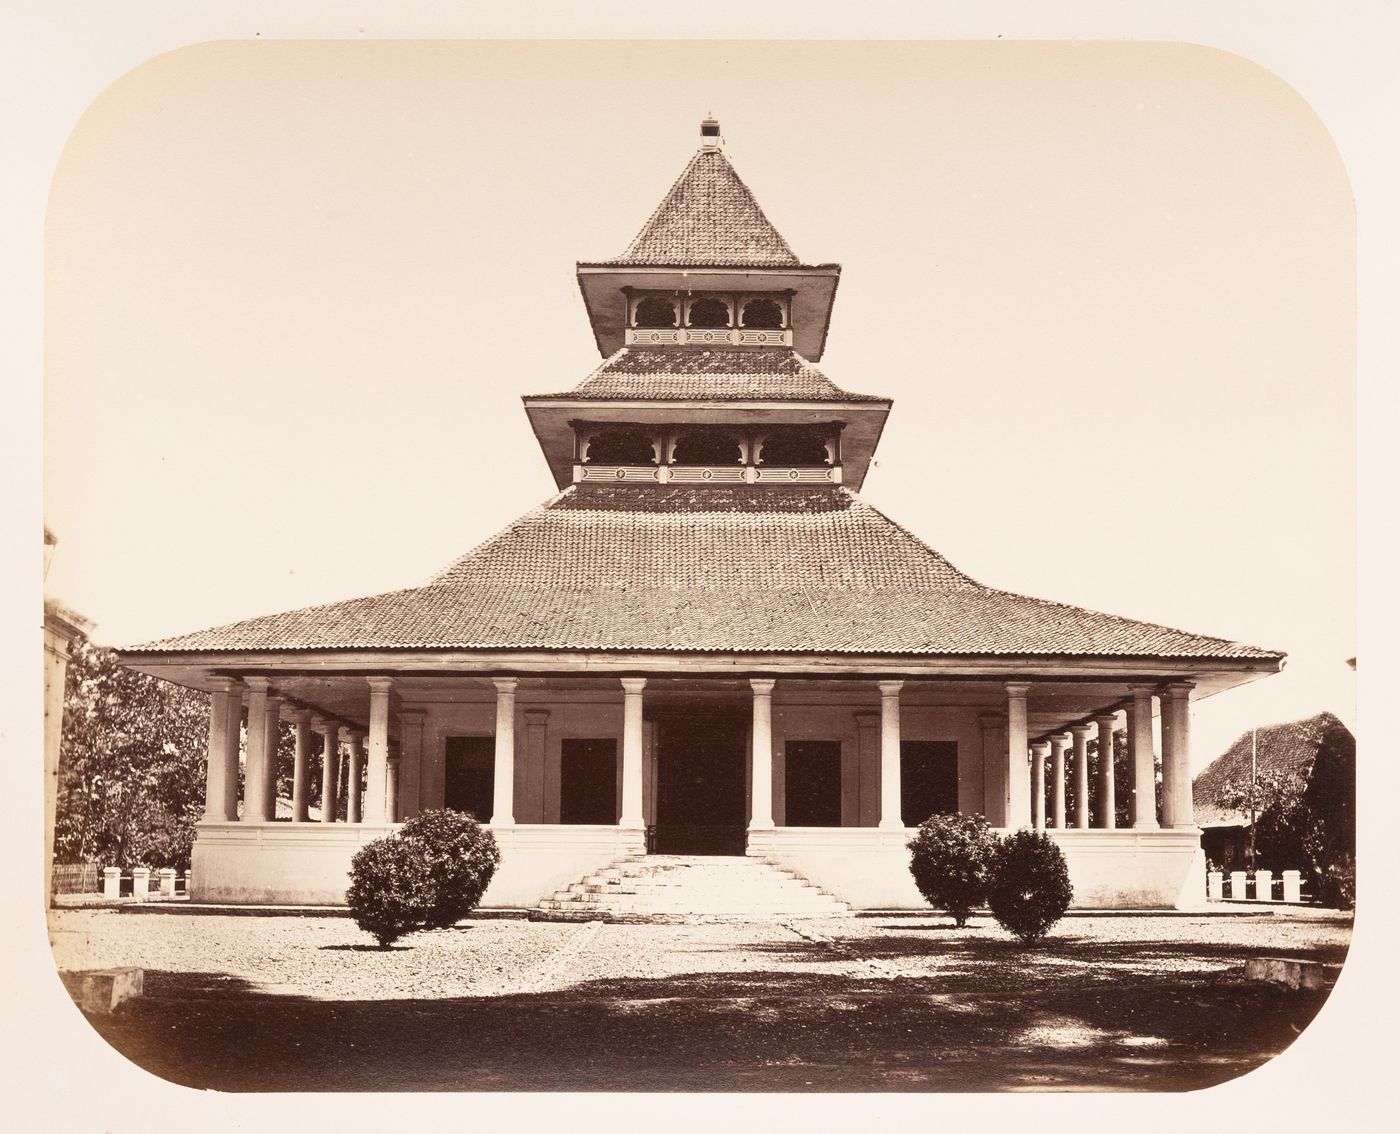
[79,941,1339,1093]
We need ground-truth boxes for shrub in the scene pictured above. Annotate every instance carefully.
[986,829,1074,945]
[399,809,502,929]
[906,813,998,927]
[346,834,434,948]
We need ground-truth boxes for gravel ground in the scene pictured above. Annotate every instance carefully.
[47,907,1352,1092]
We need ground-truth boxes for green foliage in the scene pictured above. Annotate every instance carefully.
[986,829,1074,945]
[56,635,210,870]
[398,809,501,928]
[345,835,434,948]
[906,813,997,927]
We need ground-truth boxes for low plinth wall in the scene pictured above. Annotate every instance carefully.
[190,822,642,907]
[750,826,1206,911]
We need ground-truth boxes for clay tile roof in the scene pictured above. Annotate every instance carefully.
[126,486,1287,662]
[1191,712,1355,827]
[529,348,888,403]
[601,147,801,267]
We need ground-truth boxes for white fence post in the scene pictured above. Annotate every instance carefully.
[1254,869,1273,902]
[1282,870,1302,903]
[1228,870,1248,900]
[130,866,150,902]
[102,867,121,899]
[158,868,176,897]
[1207,871,1224,901]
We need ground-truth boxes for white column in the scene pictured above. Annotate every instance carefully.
[260,696,282,822]
[749,679,776,831]
[1164,682,1196,828]
[1005,683,1031,828]
[620,678,646,828]
[202,680,239,822]
[386,749,401,823]
[1129,685,1159,829]
[1093,712,1118,829]
[1049,733,1070,829]
[490,678,517,826]
[291,710,312,822]
[877,680,904,830]
[318,720,341,822]
[365,677,393,823]
[1029,741,1049,831]
[241,678,271,821]
[1069,725,1093,829]
[345,731,364,823]
[220,684,243,822]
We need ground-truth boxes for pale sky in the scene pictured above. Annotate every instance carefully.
[43,39,1355,771]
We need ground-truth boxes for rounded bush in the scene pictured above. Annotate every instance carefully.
[399,809,501,929]
[346,834,434,948]
[986,829,1074,945]
[906,813,998,927]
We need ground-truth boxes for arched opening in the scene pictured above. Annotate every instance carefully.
[585,427,657,465]
[633,296,678,329]
[741,297,785,329]
[759,427,831,466]
[671,429,743,466]
[686,297,731,329]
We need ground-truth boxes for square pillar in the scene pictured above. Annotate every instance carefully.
[317,720,342,822]
[364,677,394,823]
[877,680,904,830]
[749,679,776,831]
[202,680,241,822]
[620,678,647,829]
[523,709,550,824]
[241,678,271,822]
[1069,724,1093,829]
[1163,682,1196,828]
[398,709,426,820]
[1049,734,1070,829]
[854,710,880,827]
[1093,712,1118,829]
[291,710,313,822]
[978,712,1008,826]
[1004,683,1032,828]
[1128,685,1159,830]
[1029,741,1049,831]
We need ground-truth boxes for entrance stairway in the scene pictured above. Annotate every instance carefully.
[533,855,850,921]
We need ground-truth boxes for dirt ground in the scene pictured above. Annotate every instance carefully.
[48,907,1352,1093]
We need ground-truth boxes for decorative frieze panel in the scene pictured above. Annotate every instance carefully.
[755,466,841,483]
[578,465,661,482]
[668,465,747,483]
[624,328,793,347]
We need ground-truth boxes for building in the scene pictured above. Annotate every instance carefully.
[119,119,1285,910]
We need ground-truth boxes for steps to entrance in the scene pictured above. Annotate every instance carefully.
[533,855,849,921]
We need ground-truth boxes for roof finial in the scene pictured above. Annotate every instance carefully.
[700,115,721,149]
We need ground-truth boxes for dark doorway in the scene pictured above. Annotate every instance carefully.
[784,740,843,826]
[902,740,959,826]
[560,738,618,824]
[444,736,494,822]
[654,706,748,854]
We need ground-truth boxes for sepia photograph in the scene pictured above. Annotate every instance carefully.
[17,7,1386,1123]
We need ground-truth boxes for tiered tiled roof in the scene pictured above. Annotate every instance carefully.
[530,348,887,403]
[599,147,802,267]
[1192,712,1354,827]
[129,486,1284,661]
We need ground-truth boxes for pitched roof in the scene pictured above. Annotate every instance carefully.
[1192,712,1354,827]
[128,485,1285,662]
[529,348,887,404]
[601,147,801,267]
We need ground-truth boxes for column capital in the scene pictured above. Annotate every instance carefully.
[877,680,904,697]
[1161,681,1195,697]
[978,710,1007,726]
[312,717,340,736]
[210,677,243,695]
[492,677,519,695]
[1092,711,1119,727]
[620,677,648,695]
[367,676,395,695]
[291,707,314,724]
[243,676,271,693]
[1029,740,1051,755]
[399,708,427,723]
[749,677,776,696]
[523,708,551,724]
[1069,723,1095,739]
[1004,681,1032,697]
[854,709,880,726]
[1048,732,1072,748]
[1127,682,1159,694]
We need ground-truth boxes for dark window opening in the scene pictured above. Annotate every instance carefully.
[759,428,830,466]
[686,297,732,328]
[586,427,656,465]
[560,738,618,824]
[785,740,843,827]
[741,297,784,329]
[633,296,678,328]
[671,429,743,466]
[901,740,959,826]
[444,736,495,822]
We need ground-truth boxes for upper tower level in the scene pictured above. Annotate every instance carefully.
[575,118,842,361]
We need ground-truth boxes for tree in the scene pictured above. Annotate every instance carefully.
[345,836,434,948]
[55,635,209,870]
[986,829,1074,945]
[906,813,998,927]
